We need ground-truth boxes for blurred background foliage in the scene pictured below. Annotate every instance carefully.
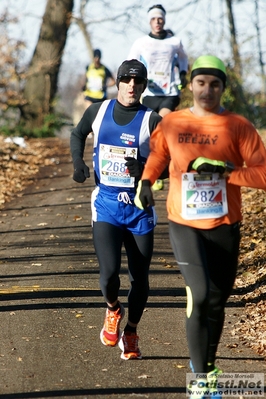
[1,0,266,137]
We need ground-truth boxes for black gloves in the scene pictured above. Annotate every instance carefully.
[179,71,187,89]
[73,158,90,183]
[134,180,154,210]
[125,157,144,178]
[187,157,225,174]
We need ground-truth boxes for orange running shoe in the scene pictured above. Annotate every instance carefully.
[100,304,124,347]
[119,331,142,360]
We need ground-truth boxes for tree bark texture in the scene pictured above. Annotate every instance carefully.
[225,0,242,78]
[225,0,248,107]
[20,0,74,128]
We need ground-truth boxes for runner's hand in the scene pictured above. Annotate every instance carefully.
[187,157,225,174]
[179,71,187,89]
[73,158,90,183]
[134,180,154,210]
[125,157,144,178]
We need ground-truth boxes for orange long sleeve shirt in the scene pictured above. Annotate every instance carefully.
[142,108,266,229]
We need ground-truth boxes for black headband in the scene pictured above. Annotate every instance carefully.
[191,68,226,87]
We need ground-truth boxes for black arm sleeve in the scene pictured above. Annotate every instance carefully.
[149,111,162,132]
[104,66,114,80]
[70,102,102,162]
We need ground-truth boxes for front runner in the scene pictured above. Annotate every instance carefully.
[70,59,162,360]
[135,55,266,398]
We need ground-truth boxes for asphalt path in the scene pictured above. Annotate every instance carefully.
[0,137,264,399]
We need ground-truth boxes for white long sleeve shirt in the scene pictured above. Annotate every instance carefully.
[128,33,188,97]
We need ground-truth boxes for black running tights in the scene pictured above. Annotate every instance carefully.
[93,222,154,325]
[169,221,240,373]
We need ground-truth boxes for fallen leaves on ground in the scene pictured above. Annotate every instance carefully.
[0,135,69,206]
[0,132,266,359]
[233,186,266,358]
[233,129,266,359]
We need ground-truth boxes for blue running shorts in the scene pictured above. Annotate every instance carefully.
[91,186,157,235]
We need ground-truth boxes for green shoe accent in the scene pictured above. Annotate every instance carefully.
[207,367,223,398]
[152,179,164,191]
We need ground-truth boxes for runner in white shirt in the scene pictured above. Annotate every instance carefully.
[128,4,189,117]
[128,4,189,191]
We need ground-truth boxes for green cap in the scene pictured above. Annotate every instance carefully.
[191,55,226,86]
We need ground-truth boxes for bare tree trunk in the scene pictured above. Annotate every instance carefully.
[20,0,74,128]
[225,0,242,78]
[74,17,93,61]
[75,0,94,60]
[254,0,266,99]
[225,0,248,107]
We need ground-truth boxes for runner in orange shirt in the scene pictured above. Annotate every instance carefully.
[135,55,266,399]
